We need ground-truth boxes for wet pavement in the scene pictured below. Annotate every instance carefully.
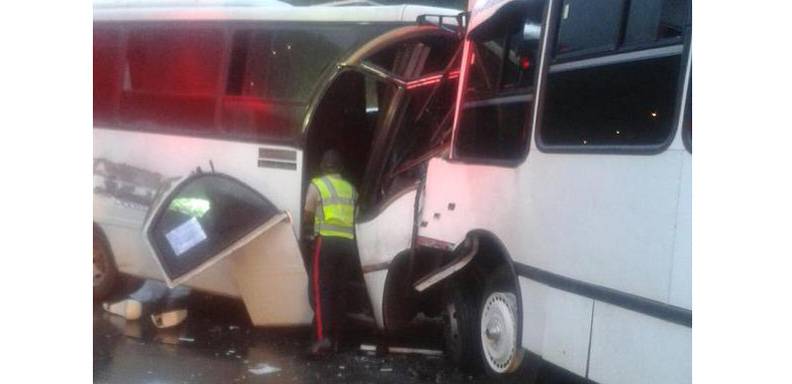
[94,280,574,383]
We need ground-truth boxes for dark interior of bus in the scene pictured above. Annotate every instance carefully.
[303,34,459,220]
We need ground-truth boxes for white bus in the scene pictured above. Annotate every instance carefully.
[403,0,691,382]
[92,0,463,325]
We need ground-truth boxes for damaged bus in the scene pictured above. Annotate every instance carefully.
[93,0,463,326]
[371,0,692,382]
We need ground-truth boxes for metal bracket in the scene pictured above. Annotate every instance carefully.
[416,12,469,38]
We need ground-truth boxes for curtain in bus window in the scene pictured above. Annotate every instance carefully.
[624,0,689,46]
[94,28,121,125]
[120,28,224,133]
[555,0,624,58]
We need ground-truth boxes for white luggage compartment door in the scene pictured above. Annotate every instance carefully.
[143,172,311,326]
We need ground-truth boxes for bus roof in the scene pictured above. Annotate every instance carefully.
[94,2,461,23]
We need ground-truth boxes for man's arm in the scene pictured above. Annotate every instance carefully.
[303,183,319,237]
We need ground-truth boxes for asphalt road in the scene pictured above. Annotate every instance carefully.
[93,280,577,384]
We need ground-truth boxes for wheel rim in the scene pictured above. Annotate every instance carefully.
[94,242,106,287]
[481,292,519,374]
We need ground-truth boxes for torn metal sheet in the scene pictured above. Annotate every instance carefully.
[229,215,312,326]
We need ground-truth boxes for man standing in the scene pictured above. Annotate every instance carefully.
[304,150,358,356]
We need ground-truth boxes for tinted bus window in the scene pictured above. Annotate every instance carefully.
[222,28,358,141]
[540,0,689,149]
[270,30,357,101]
[501,24,540,90]
[542,54,682,147]
[223,30,292,140]
[455,20,541,161]
[120,28,225,132]
[94,28,121,124]
[226,28,358,102]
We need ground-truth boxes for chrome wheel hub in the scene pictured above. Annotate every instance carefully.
[481,292,520,373]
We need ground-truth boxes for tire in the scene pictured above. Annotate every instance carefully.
[94,229,119,301]
[478,269,538,382]
[442,279,482,372]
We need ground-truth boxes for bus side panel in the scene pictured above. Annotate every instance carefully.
[418,158,519,247]
[421,150,683,304]
[519,277,594,377]
[669,153,692,308]
[518,150,684,304]
[588,301,691,384]
[93,128,303,294]
[356,188,418,329]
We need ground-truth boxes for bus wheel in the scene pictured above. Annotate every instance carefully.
[94,232,118,301]
[442,280,482,371]
[479,281,525,378]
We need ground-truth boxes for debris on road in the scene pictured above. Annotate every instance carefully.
[388,346,444,356]
[361,344,444,357]
[248,363,281,375]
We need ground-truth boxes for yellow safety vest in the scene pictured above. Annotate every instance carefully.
[311,174,357,239]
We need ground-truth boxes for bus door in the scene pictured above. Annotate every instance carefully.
[342,25,462,328]
[143,172,311,327]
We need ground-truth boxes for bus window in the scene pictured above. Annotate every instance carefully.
[222,28,359,141]
[542,55,682,147]
[539,0,690,149]
[222,30,292,140]
[624,0,689,46]
[501,23,540,90]
[120,28,225,133]
[269,30,357,102]
[454,17,542,162]
[555,0,623,58]
[93,27,121,125]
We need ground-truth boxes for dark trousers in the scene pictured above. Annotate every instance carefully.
[310,235,356,342]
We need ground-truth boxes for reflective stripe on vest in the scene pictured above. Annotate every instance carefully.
[311,174,356,239]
